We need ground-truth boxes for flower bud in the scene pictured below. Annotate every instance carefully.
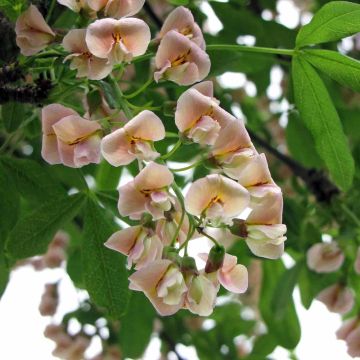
[205,245,225,273]
[181,256,198,274]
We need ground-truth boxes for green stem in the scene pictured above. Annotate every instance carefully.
[165,132,179,138]
[206,44,295,57]
[341,204,360,228]
[124,78,154,99]
[108,74,133,119]
[170,159,203,172]
[199,228,220,246]
[46,0,57,22]
[161,139,182,160]
[170,183,186,247]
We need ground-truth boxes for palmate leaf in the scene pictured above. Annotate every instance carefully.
[302,49,360,93]
[6,193,86,259]
[296,1,360,48]
[82,197,130,319]
[292,55,354,191]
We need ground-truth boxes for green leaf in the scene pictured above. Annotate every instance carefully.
[0,163,20,234]
[120,292,156,358]
[167,0,189,5]
[296,1,360,48]
[6,193,85,259]
[260,260,301,349]
[0,157,66,203]
[0,0,27,21]
[98,81,117,109]
[82,197,130,319]
[1,102,25,132]
[302,49,360,93]
[0,237,9,300]
[286,111,323,168]
[292,55,354,191]
[95,160,122,191]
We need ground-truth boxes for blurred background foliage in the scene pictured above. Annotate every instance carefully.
[0,0,359,359]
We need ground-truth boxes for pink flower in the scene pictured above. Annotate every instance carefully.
[185,174,250,225]
[154,30,210,86]
[337,317,360,357]
[317,284,354,314]
[159,6,205,49]
[307,242,344,273]
[185,273,219,316]
[175,81,234,145]
[354,247,360,275]
[246,184,283,225]
[57,0,87,12]
[105,225,163,270]
[63,29,113,80]
[87,0,145,18]
[41,104,101,168]
[15,5,55,56]
[118,162,174,220]
[86,18,151,64]
[129,260,187,316]
[245,224,287,259]
[101,110,165,166]
[199,253,248,294]
[156,199,189,245]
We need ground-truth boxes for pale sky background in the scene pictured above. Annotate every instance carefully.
[1,0,357,359]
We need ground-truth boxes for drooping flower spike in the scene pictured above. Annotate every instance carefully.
[154,30,211,86]
[101,110,165,166]
[118,161,174,220]
[15,5,55,56]
[41,104,101,168]
[86,17,151,64]
[159,6,205,49]
[63,29,113,80]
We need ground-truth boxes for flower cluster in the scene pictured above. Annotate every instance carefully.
[15,2,286,317]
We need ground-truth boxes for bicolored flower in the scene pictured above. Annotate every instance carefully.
[86,18,150,64]
[159,6,205,49]
[129,260,187,316]
[15,5,55,56]
[41,104,101,168]
[317,284,354,314]
[118,162,174,220]
[337,317,360,357]
[175,81,234,145]
[245,224,286,260]
[185,174,250,225]
[101,110,165,166]
[199,253,248,294]
[307,242,344,273]
[105,225,163,270]
[63,29,113,80]
[246,184,283,225]
[87,0,145,18]
[154,30,210,86]
[185,273,219,316]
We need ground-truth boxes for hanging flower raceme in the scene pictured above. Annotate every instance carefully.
[101,110,165,165]
[307,242,344,273]
[185,174,250,226]
[118,161,175,220]
[158,6,205,49]
[15,5,55,56]
[41,104,101,168]
[87,0,145,18]
[86,18,151,64]
[105,225,163,270]
[317,283,354,314]
[154,30,210,86]
[63,29,113,80]
[175,81,234,145]
[337,317,360,358]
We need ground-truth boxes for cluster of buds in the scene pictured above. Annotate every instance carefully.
[39,283,59,316]
[16,2,286,316]
[44,324,91,360]
[31,231,69,270]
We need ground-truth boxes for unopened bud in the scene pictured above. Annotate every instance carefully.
[205,245,225,273]
[162,246,181,265]
[181,256,198,274]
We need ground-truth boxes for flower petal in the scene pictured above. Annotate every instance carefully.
[134,162,174,190]
[105,226,142,255]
